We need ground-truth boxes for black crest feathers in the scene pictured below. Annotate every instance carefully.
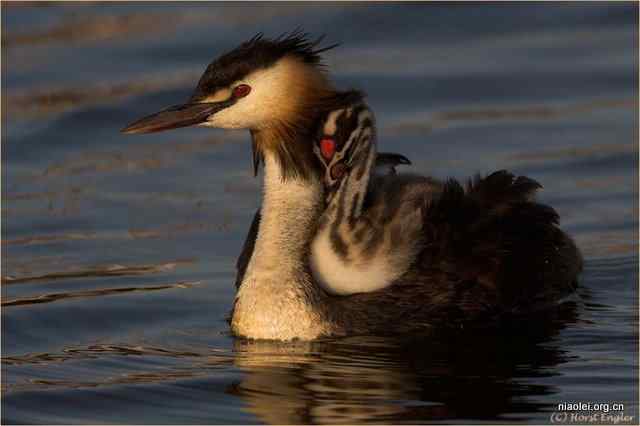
[191,30,339,101]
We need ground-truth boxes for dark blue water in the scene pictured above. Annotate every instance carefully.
[2,3,638,424]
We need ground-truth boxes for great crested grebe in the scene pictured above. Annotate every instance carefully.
[310,99,431,295]
[122,33,583,340]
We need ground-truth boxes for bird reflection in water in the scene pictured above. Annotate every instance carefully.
[225,303,578,424]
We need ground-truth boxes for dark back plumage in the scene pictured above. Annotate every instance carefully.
[420,171,580,310]
[330,170,582,334]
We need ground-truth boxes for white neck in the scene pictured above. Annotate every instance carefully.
[231,151,329,340]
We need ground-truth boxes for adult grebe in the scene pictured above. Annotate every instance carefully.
[122,33,582,340]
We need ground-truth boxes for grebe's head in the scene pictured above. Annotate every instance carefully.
[122,32,342,179]
[123,32,336,133]
[313,104,411,202]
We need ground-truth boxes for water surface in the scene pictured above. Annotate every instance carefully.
[2,3,638,424]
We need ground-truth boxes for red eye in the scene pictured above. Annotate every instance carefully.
[320,137,336,160]
[233,84,251,98]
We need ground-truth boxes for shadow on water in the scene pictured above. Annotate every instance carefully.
[1,303,579,424]
[227,307,580,424]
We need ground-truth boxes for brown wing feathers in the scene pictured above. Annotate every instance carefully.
[418,170,580,315]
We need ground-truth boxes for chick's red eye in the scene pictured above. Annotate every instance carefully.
[233,84,251,98]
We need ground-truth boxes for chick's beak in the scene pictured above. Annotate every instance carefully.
[121,100,233,134]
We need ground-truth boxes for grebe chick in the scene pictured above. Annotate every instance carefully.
[310,100,437,295]
[122,33,582,340]
[235,148,412,292]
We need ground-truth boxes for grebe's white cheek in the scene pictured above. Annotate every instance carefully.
[211,89,279,130]
[203,104,251,129]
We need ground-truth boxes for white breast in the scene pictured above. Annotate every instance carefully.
[310,230,404,296]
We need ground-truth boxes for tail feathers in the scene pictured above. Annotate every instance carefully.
[425,170,556,233]
[419,171,580,316]
[467,170,547,213]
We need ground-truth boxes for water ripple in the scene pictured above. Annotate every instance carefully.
[2,281,200,307]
